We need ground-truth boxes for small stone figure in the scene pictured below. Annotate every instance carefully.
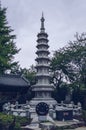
[15,101,18,109]
[77,102,81,107]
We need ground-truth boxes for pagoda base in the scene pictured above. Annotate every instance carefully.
[29,97,57,118]
[29,97,57,106]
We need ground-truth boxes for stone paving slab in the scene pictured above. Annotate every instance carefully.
[75,127,86,130]
[55,120,79,127]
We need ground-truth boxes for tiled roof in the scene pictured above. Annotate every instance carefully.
[0,74,30,87]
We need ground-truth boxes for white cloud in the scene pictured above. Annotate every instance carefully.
[2,0,86,68]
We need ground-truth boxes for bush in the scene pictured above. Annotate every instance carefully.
[14,122,21,130]
[0,112,14,125]
[15,116,30,126]
[0,112,30,130]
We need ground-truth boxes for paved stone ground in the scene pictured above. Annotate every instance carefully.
[55,120,79,127]
[75,127,86,130]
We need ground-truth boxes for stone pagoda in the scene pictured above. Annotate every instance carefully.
[30,13,57,107]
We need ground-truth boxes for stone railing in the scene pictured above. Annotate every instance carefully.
[3,100,82,118]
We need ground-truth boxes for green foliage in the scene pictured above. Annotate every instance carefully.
[51,33,86,106]
[0,4,20,75]
[14,122,21,130]
[15,116,29,125]
[66,33,86,88]
[51,33,86,85]
[0,112,30,129]
[0,112,14,125]
[18,66,36,101]
[20,65,36,85]
[52,83,69,102]
[82,110,86,123]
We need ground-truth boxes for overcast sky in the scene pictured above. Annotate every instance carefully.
[1,0,86,68]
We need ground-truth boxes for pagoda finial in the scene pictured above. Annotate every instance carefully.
[42,12,44,18]
[40,12,45,32]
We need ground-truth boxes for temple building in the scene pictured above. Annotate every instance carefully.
[0,74,29,111]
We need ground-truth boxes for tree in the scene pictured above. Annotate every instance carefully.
[51,33,86,105]
[50,46,74,102]
[0,3,20,75]
[17,65,36,101]
[65,33,86,90]
[19,65,36,85]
